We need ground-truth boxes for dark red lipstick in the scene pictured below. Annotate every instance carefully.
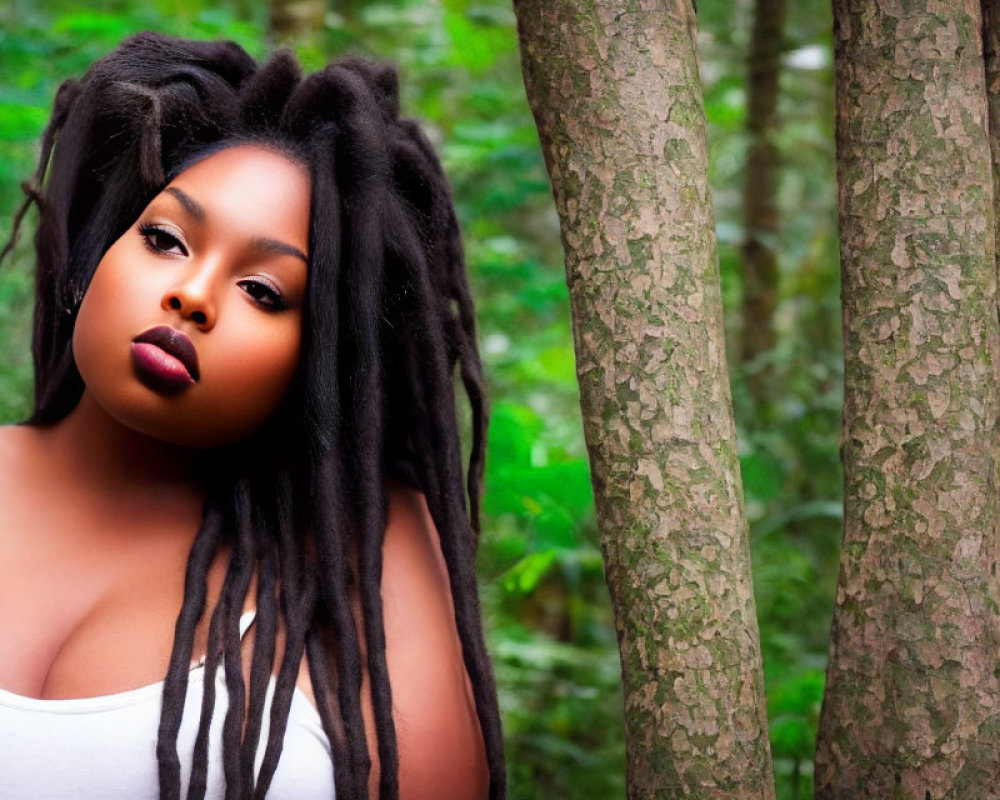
[131,326,200,392]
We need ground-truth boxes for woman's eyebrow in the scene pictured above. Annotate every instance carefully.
[165,186,205,222]
[165,186,307,264]
[250,237,309,265]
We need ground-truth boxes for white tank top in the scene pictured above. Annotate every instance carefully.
[0,612,335,799]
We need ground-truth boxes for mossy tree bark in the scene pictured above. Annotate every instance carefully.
[741,0,786,409]
[513,1,775,797]
[815,2,1000,797]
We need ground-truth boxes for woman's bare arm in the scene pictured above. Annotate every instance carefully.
[361,484,489,800]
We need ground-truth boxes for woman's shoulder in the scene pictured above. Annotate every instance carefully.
[379,483,489,800]
[383,484,453,607]
[381,484,472,668]
[0,424,66,521]
[0,424,35,548]
[0,424,43,508]
[0,422,37,460]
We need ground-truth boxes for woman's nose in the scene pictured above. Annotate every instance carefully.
[162,270,217,330]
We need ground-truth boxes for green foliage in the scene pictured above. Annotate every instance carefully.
[0,2,841,798]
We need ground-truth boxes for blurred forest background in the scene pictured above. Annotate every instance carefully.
[0,1,839,797]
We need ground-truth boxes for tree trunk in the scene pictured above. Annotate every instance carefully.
[985,0,1000,282]
[815,2,1000,797]
[741,0,786,409]
[513,1,775,797]
[269,0,325,42]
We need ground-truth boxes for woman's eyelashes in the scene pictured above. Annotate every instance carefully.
[237,278,288,311]
[138,221,289,312]
[138,223,188,256]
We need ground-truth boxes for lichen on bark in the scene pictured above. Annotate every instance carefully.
[513,1,775,797]
[815,2,1000,797]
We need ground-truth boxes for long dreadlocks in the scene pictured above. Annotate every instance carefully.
[2,32,504,800]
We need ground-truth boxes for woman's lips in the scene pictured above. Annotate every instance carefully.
[131,326,200,392]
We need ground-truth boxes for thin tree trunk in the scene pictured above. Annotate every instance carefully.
[513,1,775,797]
[741,0,786,408]
[269,0,325,42]
[815,2,1000,797]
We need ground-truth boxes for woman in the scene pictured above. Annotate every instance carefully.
[0,32,503,800]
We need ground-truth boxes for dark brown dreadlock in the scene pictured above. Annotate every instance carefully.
[3,32,503,800]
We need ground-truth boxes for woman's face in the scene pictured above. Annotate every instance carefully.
[73,145,311,448]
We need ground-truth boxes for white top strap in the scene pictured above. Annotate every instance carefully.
[238,609,257,640]
[190,609,258,669]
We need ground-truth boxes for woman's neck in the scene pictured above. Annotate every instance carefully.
[32,391,207,506]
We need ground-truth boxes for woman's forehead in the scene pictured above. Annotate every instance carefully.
[160,145,311,256]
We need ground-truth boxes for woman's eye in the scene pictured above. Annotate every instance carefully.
[238,279,287,311]
[139,224,187,256]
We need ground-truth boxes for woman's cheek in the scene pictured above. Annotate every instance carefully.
[195,317,302,438]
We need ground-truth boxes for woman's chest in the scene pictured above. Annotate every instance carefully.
[0,492,214,699]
